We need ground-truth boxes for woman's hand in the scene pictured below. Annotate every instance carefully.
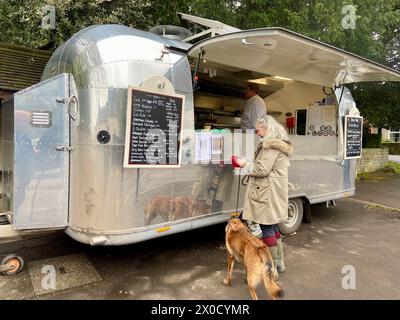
[231,155,246,168]
[236,158,246,167]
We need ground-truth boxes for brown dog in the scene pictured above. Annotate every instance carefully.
[144,196,211,225]
[223,218,284,300]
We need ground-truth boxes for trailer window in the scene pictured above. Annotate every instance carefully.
[296,109,307,135]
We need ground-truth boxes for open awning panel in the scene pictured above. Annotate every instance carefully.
[188,28,400,87]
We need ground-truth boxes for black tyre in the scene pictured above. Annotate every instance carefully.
[278,198,304,235]
[0,254,25,275]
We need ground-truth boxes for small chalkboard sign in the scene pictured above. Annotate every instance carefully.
[344,115,363,159]
[124,77,185,168]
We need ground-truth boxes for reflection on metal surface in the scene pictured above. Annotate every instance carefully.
[156,226,171,233]
[192,164,235,213]
[144,195,211,225]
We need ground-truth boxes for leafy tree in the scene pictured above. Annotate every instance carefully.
[353,82,400,130]
[0,0,398,129]
[0,0,151,49]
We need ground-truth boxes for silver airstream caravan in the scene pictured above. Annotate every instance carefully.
[1,14,400,274]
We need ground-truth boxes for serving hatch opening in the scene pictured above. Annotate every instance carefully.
[187,28,400,88]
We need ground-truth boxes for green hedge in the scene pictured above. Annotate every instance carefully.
[362,133,382,148]
[382,143,400,155]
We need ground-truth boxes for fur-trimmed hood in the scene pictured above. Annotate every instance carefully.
[261,138,293,157]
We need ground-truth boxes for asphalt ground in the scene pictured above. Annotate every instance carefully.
[1,175,399,300]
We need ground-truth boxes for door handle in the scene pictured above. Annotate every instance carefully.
[55,146,74,152]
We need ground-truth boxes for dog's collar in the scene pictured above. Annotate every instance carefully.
[230,212,241,219]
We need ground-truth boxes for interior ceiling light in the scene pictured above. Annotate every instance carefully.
[274,75,293,81]
[249,78,268,85]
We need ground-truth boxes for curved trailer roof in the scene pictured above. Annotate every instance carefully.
[186,27,400,87]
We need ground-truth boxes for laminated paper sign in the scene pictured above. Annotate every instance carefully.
[194,132,212,162]
[194,131,224,163]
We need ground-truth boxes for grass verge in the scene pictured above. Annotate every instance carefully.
[357,161,400,181]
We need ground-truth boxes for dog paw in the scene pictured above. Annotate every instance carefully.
[222,278,231,286]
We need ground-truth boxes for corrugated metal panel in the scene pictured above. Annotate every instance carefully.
[0,43,52,91]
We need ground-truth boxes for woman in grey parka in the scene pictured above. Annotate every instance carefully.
[236,115,293,279]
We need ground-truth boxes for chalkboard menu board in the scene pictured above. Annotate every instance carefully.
[344,115,363,159]
[124,85,184,168]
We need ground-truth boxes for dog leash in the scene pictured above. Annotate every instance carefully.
[233,168,242,218]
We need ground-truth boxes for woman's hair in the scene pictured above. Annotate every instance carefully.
[256,115,290,142]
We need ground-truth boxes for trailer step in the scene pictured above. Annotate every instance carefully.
[0,215,9,225]
[0,213,11,226]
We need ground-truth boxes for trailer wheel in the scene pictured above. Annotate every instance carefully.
[0,254,25,276]
[278,198,304,235]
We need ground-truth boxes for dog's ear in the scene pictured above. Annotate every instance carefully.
[230,219,244,232]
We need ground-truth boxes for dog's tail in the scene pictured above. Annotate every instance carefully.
[263,265,285,300]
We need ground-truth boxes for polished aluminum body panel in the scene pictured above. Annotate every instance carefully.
[42,25,213,239]
[1,24,359,245]
[1,74,71,229]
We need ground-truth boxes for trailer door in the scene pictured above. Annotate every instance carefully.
[13,74,71,230]
[187,28,400,87]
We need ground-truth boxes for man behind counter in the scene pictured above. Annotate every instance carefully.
[241,83,267,131]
